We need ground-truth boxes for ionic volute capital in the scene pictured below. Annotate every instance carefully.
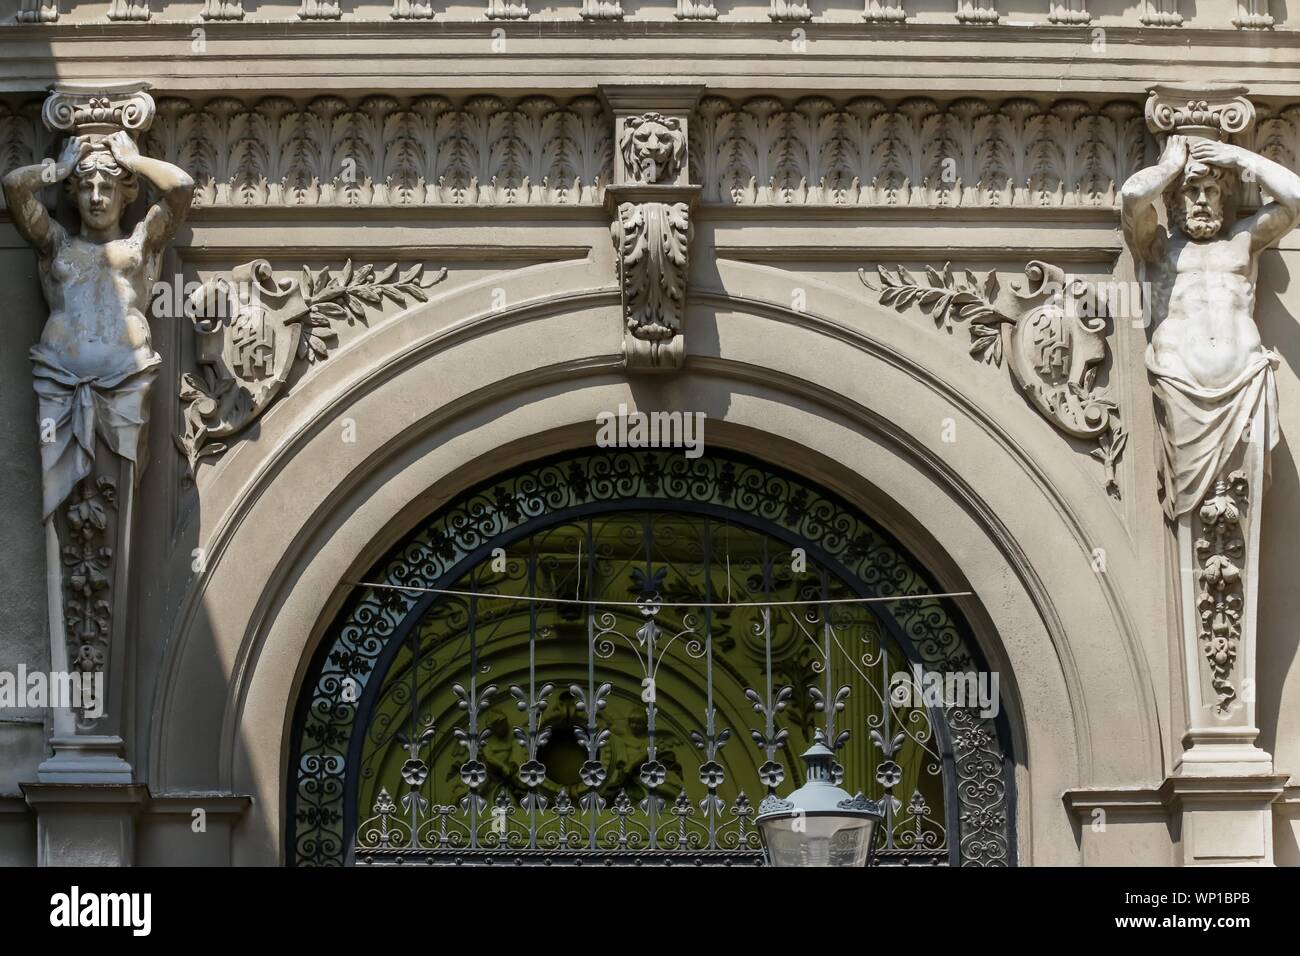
[1144,84,1256,141]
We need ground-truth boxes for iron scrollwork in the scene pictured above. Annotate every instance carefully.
[291,449,1014,867]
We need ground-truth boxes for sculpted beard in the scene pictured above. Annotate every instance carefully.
[1174,201,1224,240]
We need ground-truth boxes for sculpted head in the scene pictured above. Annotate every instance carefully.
[1164,159,1236,241]
[621,113,686,184]
[66,138,137,232]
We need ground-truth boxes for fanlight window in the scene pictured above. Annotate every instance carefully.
[289,450,1013,866]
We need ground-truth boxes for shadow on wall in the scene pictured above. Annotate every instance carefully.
[1257,249,1300,774]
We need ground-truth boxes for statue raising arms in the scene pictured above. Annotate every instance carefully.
[3,128,194,518]
[1121,132,1300,519]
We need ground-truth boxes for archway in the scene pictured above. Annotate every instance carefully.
[287,446,1016,866]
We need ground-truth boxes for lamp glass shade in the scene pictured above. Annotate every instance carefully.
[758,813,876,868]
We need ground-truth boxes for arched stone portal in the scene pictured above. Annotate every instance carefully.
[144,275,1162,867]
[287,447,1017,866]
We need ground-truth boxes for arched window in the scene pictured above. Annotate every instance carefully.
[289,449,1015,866]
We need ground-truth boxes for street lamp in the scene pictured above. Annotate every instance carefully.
[755,730,883,867]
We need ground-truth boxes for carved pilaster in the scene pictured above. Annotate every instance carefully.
[864,0,906,21]
[602,86,702,373]
[1127,86,1282,787]
[1047,0,1089,23]
[1140,0,1182,26]
[1233,0,1273,28]
[17,0,59,21]
[16,84,187,785]
[956,0,997,23]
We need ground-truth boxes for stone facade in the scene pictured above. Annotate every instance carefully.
[2,1,1300,867]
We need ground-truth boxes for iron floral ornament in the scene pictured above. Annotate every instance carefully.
[862,260,1127,494]
[176,258,446,473]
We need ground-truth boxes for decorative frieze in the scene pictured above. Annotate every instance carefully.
[178,259,446,473]
[690,96,1152,208]
[862,261,1126,493]
[134,94,612,208]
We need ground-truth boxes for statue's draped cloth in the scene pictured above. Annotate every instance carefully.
[31,344,160,520]
[1147,345,1279,520]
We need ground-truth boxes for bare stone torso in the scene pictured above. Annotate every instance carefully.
[1147,228,1263,389]
[37,223,160,380]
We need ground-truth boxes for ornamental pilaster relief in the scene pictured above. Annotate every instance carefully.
[2,82,194,782]
[1121,84,1300,775]
[603,88,703,373]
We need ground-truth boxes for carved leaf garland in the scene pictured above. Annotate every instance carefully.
[862,261,1126,494]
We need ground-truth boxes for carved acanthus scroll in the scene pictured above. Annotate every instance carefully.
[612,201,692,369]
[862,261,1126,493]
[177,259,446,473]
[1195,472,1248,714]
[605,93,703,373]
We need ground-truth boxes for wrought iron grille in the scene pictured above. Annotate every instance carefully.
[289,449,1014,866]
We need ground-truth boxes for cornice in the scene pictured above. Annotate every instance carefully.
[3,24,1300,98]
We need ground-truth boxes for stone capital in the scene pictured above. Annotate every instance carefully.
[42,80,156,138]
[1144,84,1256,141]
